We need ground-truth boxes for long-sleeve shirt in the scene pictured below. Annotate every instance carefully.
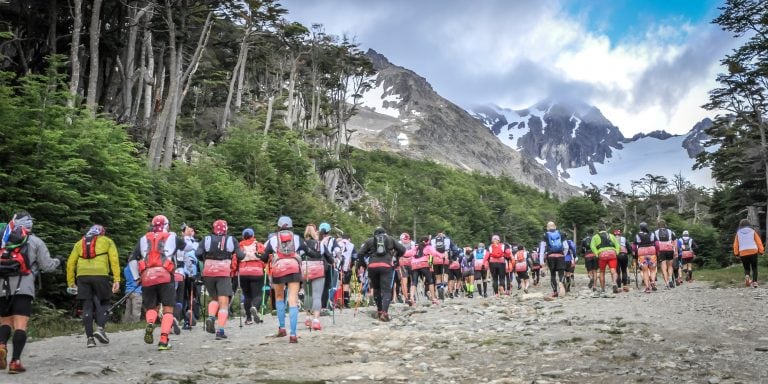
[67,235,121,286]
[733,227,764,257]
[0,234,60,298]
[590,231,620,256]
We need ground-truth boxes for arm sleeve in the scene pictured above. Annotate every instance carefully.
[33,237,60,272]
[196,237,206,260]
[733,235,740,256]
[108,238,121,282]
[66,242,79,287]
[232,236,245,260]
[589,236,599,256]
[260,240,273,263]
[755,232,765,254]
[357,239,371,258]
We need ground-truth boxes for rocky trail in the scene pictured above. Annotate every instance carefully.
[5,274,768,384]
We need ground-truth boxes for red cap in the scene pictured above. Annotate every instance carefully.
[213,220,228,236]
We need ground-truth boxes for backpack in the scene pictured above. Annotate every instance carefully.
[276,230,296,259]
[204,235,233,260]
[598,233,613,249]
[434,236,446,253]
[0,225,32,278]
[547,231,563,253]
[637,232,653,246]
[657,229,671,242]
[80,235,106,259]
[374,234,387,257]
[139,232,175,274]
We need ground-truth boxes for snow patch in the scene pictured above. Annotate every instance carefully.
[352,76,401,118]
[397,133,409,147]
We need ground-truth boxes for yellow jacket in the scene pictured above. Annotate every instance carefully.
[66,235,121,285]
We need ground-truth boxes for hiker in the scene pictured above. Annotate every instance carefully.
[357,228,405,321]
[447,246,463,298]
[473,243,489,297]
[0,212,61,373]
[397,233,414,304]
[539,222,569,298]
[513,245,531,293]
[337,235,356,308]
[483,235,511,297]
[678,230,698,283]
[590,224,621,295]
[409,236,440,305]
[261,216,308,343]
[301,224,333,330]
[197,219,244,339]
[506,245,516,293]
[614,229,630,292]
[430,231,451,300]
[128,215,186,351]
[234,228,266,325]
[172,225,197,334]
[66,224,121,348]
[563,238,577,293]
[529,250,541,287]
[654,220,677,289]
[122,264,142,323]
[581,229,597,291]
[318,222,338,315]
[460,247,475,297]
[633,222,658,293]
[733,219,764,288]
[179,224,199,330]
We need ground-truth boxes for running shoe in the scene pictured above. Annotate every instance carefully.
[86,337,96,348]
[276,328,287,337]
[94,327,109,344]
[215,329,227,340]
[0,343,6,370]
[746,275,752,287]
[311,319,322,330]
[304,318,312,328]
[157,341,172,351]
[612,285,619,294]
[205,316,216,334]
[752,281,759,288]
[8,359,25,374]
[143,323,155,344]
[289,335,298,344]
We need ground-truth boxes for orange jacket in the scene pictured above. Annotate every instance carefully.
[733,227,764,257]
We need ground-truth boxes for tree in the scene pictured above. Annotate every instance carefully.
[557,196,605,241]
[701,0,768,239]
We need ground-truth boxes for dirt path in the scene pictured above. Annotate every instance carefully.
[4,274,768,384]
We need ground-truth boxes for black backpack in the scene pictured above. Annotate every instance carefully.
[374,234,387,257]
[434,236,446,252]
[657,229,671,242]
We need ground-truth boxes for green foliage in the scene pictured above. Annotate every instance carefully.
[557,196,606,238]
[349,150,559,248]
[662,213,723,267]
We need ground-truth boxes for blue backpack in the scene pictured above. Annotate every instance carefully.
[547,231,564,253]
[564,239,576,261]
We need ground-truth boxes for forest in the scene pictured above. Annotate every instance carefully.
[0,0,766,311]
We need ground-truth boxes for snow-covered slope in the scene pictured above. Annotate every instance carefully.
[566,134,714,188]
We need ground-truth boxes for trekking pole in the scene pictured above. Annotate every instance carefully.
[260,268,268,322]
[634,255,640,289]
[352,267,360,318]
[237,269,243,329]
[188,281,195,328]
[303,257,312,332]
[106,283,141,315]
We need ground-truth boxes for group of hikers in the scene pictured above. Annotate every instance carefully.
[0,211,764,374]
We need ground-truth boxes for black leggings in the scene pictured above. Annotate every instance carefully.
[174,279,186,320]
[489,262,506,294]
[742,255,758,282]
[82,298,109,337]
[240,275,266,319]
[616,254,629,287]
[547,258,565,293]
[369,266,395,312]
[321,266,332,309]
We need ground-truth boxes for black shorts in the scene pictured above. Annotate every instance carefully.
[411,267,433,286]
[564,261,575,273]
[0,294,33,317]
[659,251,675,262]
[547,256,566,272]
[76,276,114,301]
[272,272,302,285]
[516,271,529,280]
[474,269,488,281]
[203,276,233,297]
[432,264,446,275]
[448,269,462,280]
[142,282,175,309]
[584,257,598,271]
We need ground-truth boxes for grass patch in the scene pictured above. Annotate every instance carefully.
[479,338,497,346]
[695,265,745,286]
[29,302,146,340]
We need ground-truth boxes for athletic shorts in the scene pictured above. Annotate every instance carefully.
[565,261,575,273]
[639,255,658,268]
[598,257,618,271]
[76,276,114,301]
[272,272,302,285]
[432,264,446,275]
[658,251,675,262]
[547,257,566,272]
[474,269,488,281]
[142,282,175,309]
[204,276,233,297]
[448,269,462,280]
[411,267,434,286]
[516,271,529,280]
[0,294,33,317]
[584,257,598,271]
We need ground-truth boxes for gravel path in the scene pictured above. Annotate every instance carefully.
[4,274,768,384]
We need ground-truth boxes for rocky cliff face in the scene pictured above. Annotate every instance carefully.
[346,50,581,199]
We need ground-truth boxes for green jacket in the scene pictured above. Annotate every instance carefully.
[590,231,620,256]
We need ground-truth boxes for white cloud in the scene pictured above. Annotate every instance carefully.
[281,0,735,136]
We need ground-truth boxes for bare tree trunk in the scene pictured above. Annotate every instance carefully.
[757,113,768,241]
[120,3,152,122]
[148,3,178,169]
[47,0,57,55]
[285,57,299,130]
[234,43,248,111]
[221,31,248,130]
[67,0,83,108]
[86,0,103,116]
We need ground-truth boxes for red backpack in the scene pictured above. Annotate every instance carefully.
[271,230,300,278]
[80,235,107,259]
[0,225,32,278]
[138,232,175,286]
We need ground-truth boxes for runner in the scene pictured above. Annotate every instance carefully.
[733,219,764,288]
[654,220,677,289]
[483,235,510,297]
[234,228,266,325]
[0,212,61,373]
[677,230,698,283]
[260,216,308,343]
[513,245,531,294]
[539,222,569,298]
[614,229,630,292]
[338,235,356,308]
[301,224,333,330]
[590,224,621,295]
[179,224,199,330]
[197,220,244,340]
[563,239,577,293]
[473,243,489,297]
[529,250,541,287]
[396,233,414,304]
[581,229,597,291]
[317,223,339,315]
[357,228,405,321]
[409,236,439,305]
[430,231,451,300]
[460,247,475,297]
[447,246,462,299]
[127,214,186,351]
[632,222,658,293]
[66,224,121,348]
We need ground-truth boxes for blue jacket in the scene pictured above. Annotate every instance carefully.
[124,265,142,294]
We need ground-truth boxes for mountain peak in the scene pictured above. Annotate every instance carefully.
[365,49,392,71]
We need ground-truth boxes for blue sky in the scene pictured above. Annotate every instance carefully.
[281,0,735,136]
